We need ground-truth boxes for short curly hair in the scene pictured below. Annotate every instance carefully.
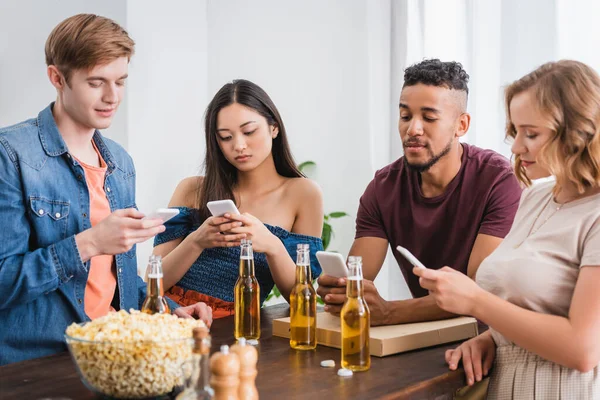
[403,59,469,95]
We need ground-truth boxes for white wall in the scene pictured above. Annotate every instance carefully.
[126,0,209,273]
[0,0,128,144]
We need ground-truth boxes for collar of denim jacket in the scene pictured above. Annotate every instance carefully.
[37,103,68,157]
[36,103,118,173]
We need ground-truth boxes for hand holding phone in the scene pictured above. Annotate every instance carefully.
[206,199,241,217]
[316,251,348,278]
[396,245,427,269]
[143,208,180,223]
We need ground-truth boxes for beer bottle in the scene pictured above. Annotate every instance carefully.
[289,243,317,350]
[141,255,170,314]
[194,327,213,399]
[234,239,260,340]
[340,256,370,371]
[177,327,213,400]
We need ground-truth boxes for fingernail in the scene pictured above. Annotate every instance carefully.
[468,379,473,385]
[325,295,330,301]
[476,375,481,381]
[324,306,329,311]
[450,364,456,369]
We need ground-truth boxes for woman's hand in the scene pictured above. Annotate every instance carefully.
[190,216,247,250]
[224,213,281,255]
[173,302,213,328]
[446,331,496,386]
[413,266,484,316]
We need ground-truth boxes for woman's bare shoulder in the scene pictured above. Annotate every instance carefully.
[285,177,323,204]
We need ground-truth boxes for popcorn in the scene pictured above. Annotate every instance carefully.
[65,310,205,399]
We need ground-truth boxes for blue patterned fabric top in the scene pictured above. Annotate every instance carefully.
[154,207,323,304]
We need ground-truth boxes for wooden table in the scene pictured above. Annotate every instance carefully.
[0,304,468,399]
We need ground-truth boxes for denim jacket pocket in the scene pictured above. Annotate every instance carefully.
[29,197,70,241]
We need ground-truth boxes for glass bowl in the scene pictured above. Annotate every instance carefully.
[65,325,194,399]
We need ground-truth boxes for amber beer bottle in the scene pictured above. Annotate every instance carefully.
[141,255,170,314]
[340,256,371,371]
[234,239,260,340]
[289,243,317,350]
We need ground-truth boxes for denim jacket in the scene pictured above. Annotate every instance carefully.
[0,104,162,365]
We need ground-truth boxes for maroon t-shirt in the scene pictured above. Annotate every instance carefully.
[356,143,522,298]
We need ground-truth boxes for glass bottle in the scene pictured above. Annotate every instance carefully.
[289,243,317,350]
[234,239,260,340]
[340,256,371,371]
[141,255,170,314]
[177,327,213,400]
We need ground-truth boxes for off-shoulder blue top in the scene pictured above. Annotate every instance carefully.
[154,207,323,304]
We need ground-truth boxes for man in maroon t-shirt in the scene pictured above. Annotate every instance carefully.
[317,59,522,326]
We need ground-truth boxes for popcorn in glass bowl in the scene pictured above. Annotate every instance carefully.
[65,310,205,399]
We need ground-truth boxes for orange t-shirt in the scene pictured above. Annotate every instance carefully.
[76,145,117,320]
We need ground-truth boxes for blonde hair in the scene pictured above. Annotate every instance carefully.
[505,60,600,195]
[45,14,135,84]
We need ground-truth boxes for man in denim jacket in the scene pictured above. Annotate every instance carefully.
[0,14,212,366]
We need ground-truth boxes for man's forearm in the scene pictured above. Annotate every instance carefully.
[384,295,457,325]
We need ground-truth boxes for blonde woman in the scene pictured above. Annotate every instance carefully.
[415,60,600,399]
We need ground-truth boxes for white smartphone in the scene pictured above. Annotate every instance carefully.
[316,251,348,278]
[143,208,180,223]
[206,199,241,217]
[396,245,427,269]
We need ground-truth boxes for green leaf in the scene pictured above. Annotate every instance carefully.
[322,222,332,251]
[265,285,282,303]
[298,161,316,172]
[272,285,281,297]
[324,215,329,222]
[328,211,349,219]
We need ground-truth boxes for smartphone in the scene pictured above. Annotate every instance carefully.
[396,245,427,269]
[143,208,180,223]
[206,199,241,217]
[316,251,348,278]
